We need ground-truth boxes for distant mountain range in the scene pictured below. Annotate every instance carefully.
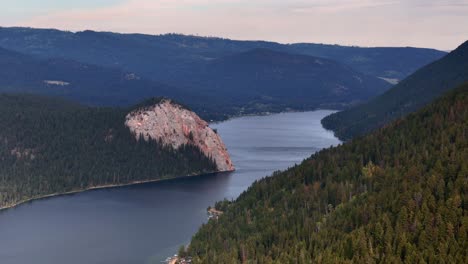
[5,28,443,120]
[0,46,390,121]
[170,48,392,114]
[322,40,468,141]
[0,27,446,83]
[0,27,448,120]
[288,43,446,81]
[0,47,177,106]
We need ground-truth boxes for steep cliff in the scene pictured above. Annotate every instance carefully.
[125,99,234,172]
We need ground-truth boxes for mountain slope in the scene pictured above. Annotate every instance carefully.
[0,95,228,209]
[185,82,468,263]
[322,40,468,141]
[0,47,230,121]
[289,44,446,81]
[0,46,390,120]
[0,27,445,83]
[0,47,181,106]
[174,48,391,111]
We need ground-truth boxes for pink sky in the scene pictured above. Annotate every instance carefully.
[4,0,468,50]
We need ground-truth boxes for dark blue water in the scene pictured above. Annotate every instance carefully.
[0,110,340,264]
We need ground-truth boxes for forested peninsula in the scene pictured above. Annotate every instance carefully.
[0,95,230,209]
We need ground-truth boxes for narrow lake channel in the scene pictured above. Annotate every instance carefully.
[0,110,340,264]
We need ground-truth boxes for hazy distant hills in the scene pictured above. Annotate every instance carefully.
[288,43,446,81]
[0,40,390,120]
[0,27,445,83]
[0,27,448,120]
[0,46,389,119]
[322,40,468,141]
[0,47,180,106]
[0,47,219,119]
[175,48,391,112]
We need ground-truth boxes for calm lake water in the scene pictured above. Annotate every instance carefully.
[0,110,340,264]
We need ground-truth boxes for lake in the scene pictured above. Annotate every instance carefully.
[0,110,340,264]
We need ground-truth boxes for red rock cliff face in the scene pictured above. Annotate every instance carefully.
[125,99,234,172]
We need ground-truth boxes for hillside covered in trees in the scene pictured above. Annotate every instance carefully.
[184,82,468,263]
[0,94,218,209]
[0,45,390,122]
[322,40,468,141]
[0,27,447,122]
[0,47,196,108]
[0,27,445,82]
[170,48,391,113]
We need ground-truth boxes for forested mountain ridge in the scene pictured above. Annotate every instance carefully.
[288,44,445,81]
[0,94,222,209]
[0,45,390,121]
[322,40,468,141]
[0,46,185,106]
[184,82,468,263]
[0,27,445,82]
[171,48,391,112]
[0,46,234,121]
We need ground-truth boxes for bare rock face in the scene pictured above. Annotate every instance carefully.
[125,99,234,172]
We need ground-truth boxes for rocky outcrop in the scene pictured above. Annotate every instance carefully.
[125,99,234,172]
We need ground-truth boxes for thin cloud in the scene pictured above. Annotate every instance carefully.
[6,0,468,50]
[290,0,401,13]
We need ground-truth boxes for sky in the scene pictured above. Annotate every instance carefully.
[2,0,467,50]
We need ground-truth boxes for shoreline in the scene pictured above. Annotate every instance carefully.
[0,169,234,212]
[208,108,339,125]
[0,110,336,212]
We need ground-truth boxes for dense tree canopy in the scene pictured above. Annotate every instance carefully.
[0,27,445,82]
[0,94,217,209]
[0,45,391,123]
[322,40,468,141]
[186,83,468,263]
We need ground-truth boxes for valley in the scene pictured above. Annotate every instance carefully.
[0,110,340,264]
[186,82,468,263]
[0,27,446,121]
[322,40,468,141]
[0,9,465,262]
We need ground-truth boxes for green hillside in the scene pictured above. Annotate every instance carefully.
[185,82,468,263]
[0,27,445,82]
[322,40,468,141]
[289,43,445,81]
[0,47,184,107]
[173,48,391,112]
[0,94,217,209]
[0,46,390,122]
